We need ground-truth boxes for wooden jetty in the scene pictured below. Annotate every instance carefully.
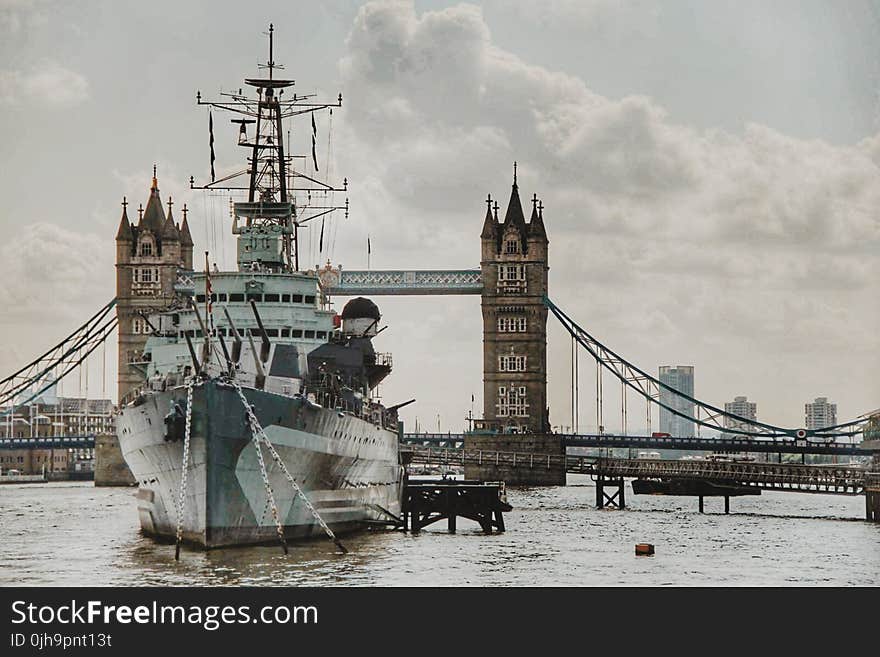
[402,478,512,533]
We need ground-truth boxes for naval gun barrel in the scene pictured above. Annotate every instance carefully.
[249,299,272,363]
[222,306,243,364]
[385,399,416,413]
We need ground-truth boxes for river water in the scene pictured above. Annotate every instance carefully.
[1,478,877,586]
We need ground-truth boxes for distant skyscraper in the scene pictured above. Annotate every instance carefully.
[724,396,757,438]
[805,397,837,430]
[659,365,694,437]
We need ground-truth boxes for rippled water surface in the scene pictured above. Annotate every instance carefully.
[1,478,877,586]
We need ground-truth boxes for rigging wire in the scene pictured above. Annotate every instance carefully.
[211,191,218,258]
[202,189,210,257]
[595,356,601,435]
[327,109,340,261]
[570,335,574,433]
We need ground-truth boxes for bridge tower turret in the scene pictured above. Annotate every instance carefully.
[114,169,187,402]
[478,164,550,434]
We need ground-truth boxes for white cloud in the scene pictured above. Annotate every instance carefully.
[0,0,47,35]
[0,60,89,107]
[0,223,113,324]
[334,0,880,428]
[0,222,115,380]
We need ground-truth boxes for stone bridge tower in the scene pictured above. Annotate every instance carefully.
[477,165,549,434]
[114,169,193,402]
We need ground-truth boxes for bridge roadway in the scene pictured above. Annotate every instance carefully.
[403,446,872,496]
[401,432,876,456]
[0,435,96,450]
[4,431,873,456]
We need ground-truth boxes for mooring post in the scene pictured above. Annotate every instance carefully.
[411,494,421,533]
[619,478,626,509]
[447,488,456,533]
[724,495,730,514]
[494,509,506,532]
[699,496,704,513]
[596,476,604,509]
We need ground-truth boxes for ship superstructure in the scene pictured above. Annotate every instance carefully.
[115,26,404,550]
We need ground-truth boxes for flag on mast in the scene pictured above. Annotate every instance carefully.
[209,111,216,182]
[311,134,319,171]
[205,251,213,333]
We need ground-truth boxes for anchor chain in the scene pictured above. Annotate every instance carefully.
[239,389,289,555]
[174,381,194,561]
[232,381,347,554]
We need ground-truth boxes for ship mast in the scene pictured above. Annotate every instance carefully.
[191,24,348,273]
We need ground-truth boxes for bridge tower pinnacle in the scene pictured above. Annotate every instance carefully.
[477,166,550,434]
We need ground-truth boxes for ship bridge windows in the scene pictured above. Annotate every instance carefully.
[304,330,315,339]
[265,329,279,337]
[316,331,327,340]
[212,292,317,305]
[292,329,303,338]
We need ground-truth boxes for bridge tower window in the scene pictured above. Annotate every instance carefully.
[497,385,529,418]
[499,354,527,372]
[497,264,527,293]
[497,316,527,332]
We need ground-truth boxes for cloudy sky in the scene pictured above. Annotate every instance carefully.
[1,0,878,432]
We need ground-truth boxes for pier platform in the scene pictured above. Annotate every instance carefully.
[402,478,512,533]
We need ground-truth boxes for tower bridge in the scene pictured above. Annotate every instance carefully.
[2,165,878,518]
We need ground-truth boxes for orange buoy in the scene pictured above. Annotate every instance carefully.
[635,543,655,556]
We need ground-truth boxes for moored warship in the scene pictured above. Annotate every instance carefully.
[115,26,405,550]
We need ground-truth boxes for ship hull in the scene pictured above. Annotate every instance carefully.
[117,379,403,548]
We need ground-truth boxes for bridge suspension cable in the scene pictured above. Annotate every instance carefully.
[545,296,867,439]
[0,299,118,413]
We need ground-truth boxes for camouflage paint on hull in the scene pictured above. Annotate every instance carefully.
[118,379,403,548]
